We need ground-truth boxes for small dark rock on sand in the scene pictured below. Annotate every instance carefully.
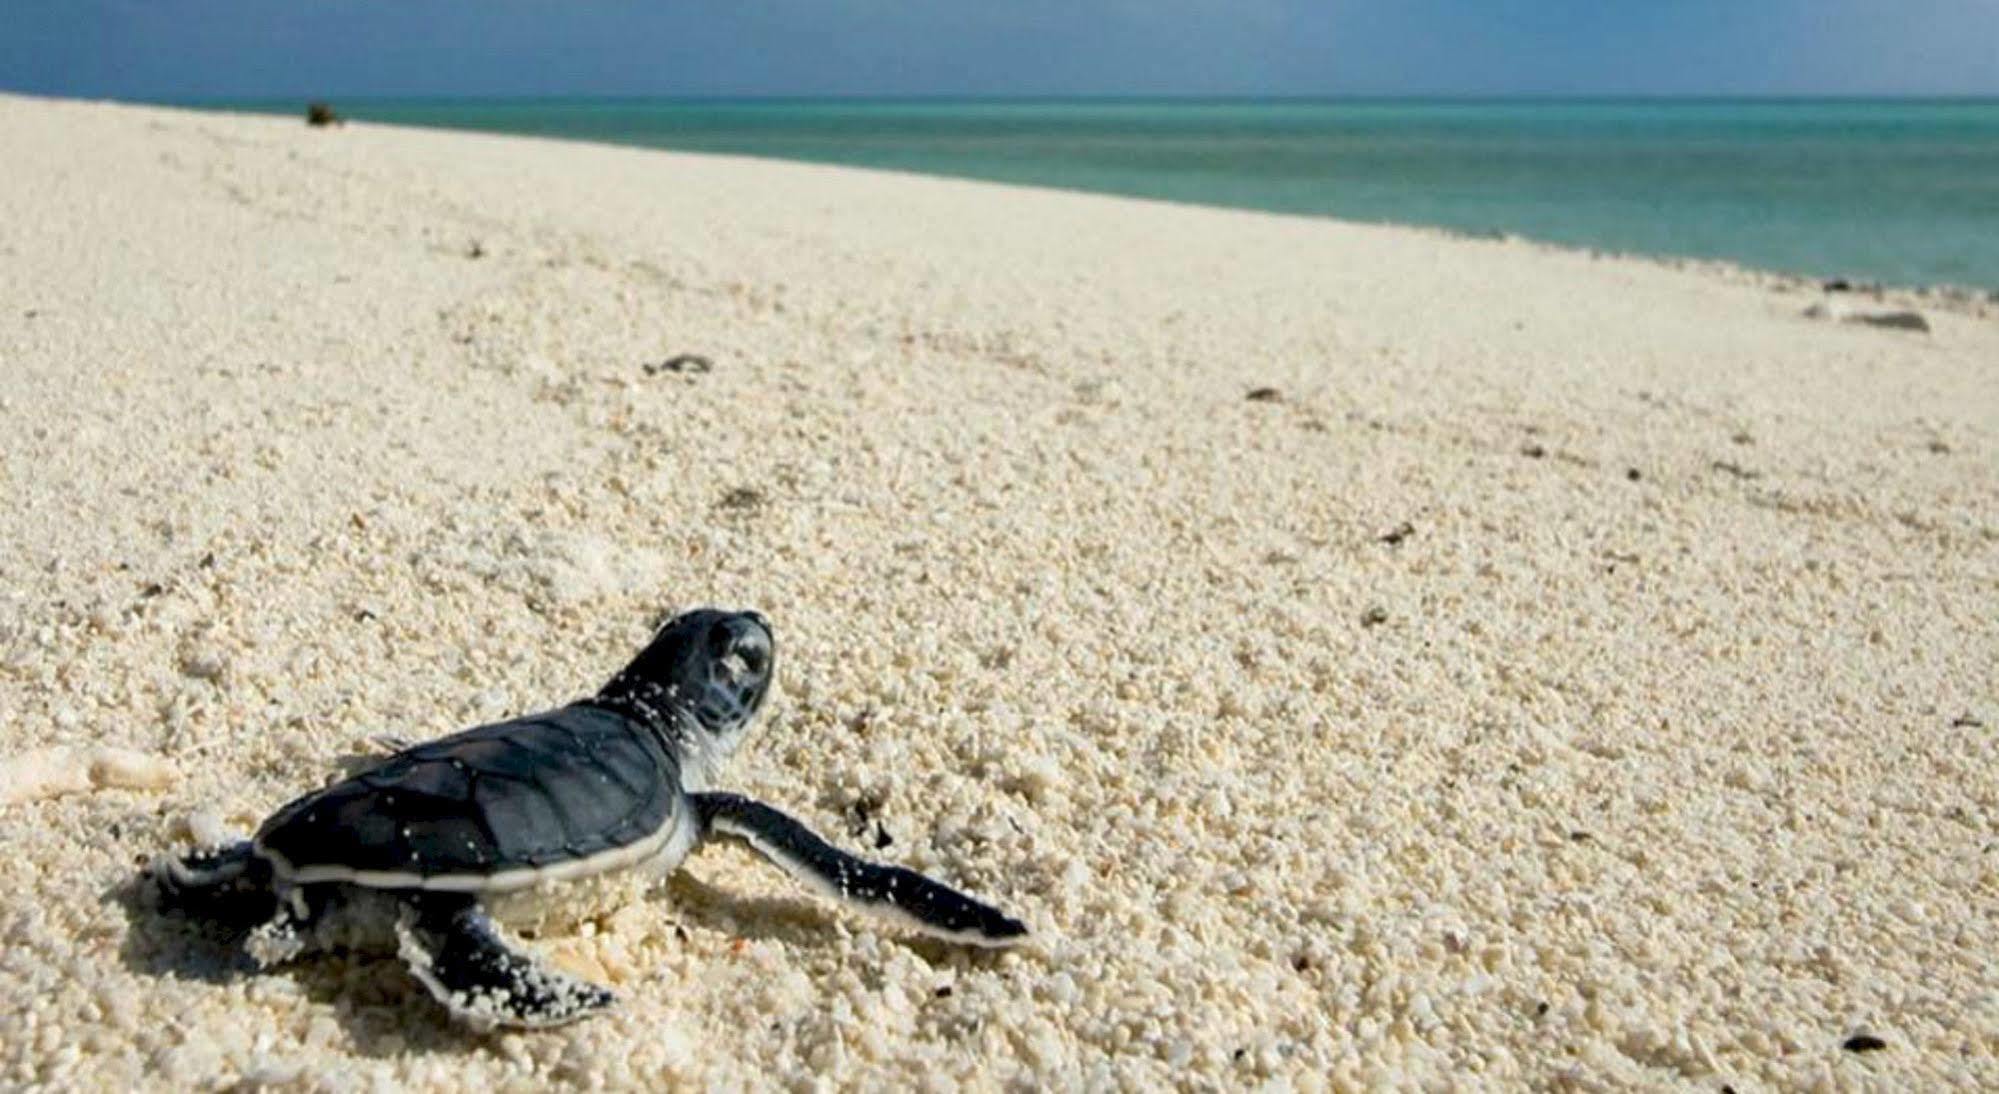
[1379,521,1415,546]
[306,102,343,128]
[1360,606,1389,628]
[1852,310,1930,333]
[1842,1034,1888,1053]
[1245,387,1283,403]
[717,486,765,511]
[644,354,714,376]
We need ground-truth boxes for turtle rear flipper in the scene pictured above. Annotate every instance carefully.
[151,841,278,928]
[395,897,615,1030]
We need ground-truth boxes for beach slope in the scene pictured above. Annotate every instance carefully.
[1,94,1995,1088]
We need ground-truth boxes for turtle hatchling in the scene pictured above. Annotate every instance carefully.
[150,608,1028,1028]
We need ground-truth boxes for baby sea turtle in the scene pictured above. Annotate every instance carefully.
[150,608,1027,1028]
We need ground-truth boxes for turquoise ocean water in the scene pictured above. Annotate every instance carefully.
[217,98,1999,291]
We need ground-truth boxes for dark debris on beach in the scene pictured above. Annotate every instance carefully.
[645,354,714,377]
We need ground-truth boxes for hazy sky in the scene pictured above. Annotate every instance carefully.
[6,0,1998,100]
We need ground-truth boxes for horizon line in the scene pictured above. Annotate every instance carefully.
[119,91,1999,108]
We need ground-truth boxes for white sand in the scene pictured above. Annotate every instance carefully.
[1,93,1995,1088]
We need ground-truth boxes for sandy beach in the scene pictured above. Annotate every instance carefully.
[2,93,1995,1088]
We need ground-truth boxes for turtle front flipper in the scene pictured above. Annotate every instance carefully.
[394,896,615,1030]
[693,792,1029,947]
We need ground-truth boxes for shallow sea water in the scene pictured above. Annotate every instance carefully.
[206,96,1999,291]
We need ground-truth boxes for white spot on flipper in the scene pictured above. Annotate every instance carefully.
[247,914,307,968]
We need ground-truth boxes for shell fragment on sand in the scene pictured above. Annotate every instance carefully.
[0,746,175,806]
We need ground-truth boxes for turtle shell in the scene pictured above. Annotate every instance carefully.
[255,704,685,891]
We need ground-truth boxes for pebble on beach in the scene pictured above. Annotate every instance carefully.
[0,747,175,806]
[1803,297,1933,333]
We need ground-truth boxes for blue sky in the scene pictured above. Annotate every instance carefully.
[6,0,1998,100]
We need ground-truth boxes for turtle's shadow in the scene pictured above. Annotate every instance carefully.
[660,869,1022,969]
[106,874,491,1058]
[105,866,844,1056]
[109,859,1002,1056]
[107,874,257,985]
[661,870,856,950]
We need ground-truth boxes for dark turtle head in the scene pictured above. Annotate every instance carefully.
[599,608,775,782]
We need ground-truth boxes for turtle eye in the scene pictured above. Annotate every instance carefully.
[733,636,768,675]
[706,623,758,679]
[721,641,771,683]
